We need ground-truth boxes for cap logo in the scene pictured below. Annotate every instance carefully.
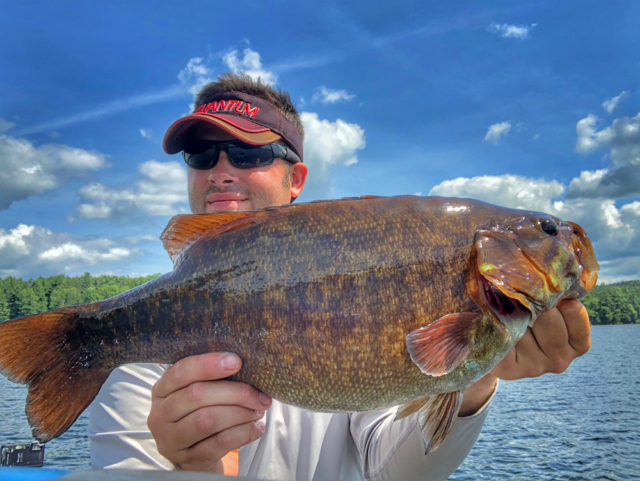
[195,99,260,119]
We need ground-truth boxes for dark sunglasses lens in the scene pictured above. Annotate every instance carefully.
[183,149,217,169]
[227,144,275,168]
[182,142,281,169]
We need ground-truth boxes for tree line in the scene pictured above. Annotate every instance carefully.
[0,273,638,325]
[0,273,160,322]
[580,280,640,325]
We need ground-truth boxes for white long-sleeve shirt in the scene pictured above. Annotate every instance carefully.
[89,363,494,481]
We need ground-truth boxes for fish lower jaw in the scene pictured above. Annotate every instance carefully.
[480,276,533,326]
[502,315,531,344]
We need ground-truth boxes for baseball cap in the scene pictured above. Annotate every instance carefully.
[163,91,303,161]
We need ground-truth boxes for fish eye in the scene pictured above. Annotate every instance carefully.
[540,218,559,236]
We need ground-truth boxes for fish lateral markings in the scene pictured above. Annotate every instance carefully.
[0,195,599,451]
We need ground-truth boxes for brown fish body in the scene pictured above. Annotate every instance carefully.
[0,195,599,445]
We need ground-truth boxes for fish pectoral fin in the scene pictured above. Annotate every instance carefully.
[406,312,480,377]
[161,212,261,263]
[395,391,463,454]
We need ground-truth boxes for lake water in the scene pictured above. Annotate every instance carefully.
[0,324,638,479]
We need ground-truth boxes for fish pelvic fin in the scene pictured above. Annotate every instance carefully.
[406,312,481,377]
[0,309,110,442]
[395,391,463,454]
[161,212,263,263]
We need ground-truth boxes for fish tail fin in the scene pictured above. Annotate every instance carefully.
[0,308,111,442]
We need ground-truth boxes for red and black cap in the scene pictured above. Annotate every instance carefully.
[163,91,303,162]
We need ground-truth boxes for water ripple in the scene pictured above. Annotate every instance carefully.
[452,324,640,480]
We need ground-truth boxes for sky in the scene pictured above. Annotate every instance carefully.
[0,0,638,284]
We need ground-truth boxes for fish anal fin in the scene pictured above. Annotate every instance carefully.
[395,397,426,420]
[161,212,260,263]
[396,391,463,454]
[0,309,110,442]
[406,312,480,377]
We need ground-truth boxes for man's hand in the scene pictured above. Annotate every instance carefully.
[460,299,590,416]
[492,299,590,380]
[147,352,272,472]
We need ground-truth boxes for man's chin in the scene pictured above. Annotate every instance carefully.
[205,200,249,213]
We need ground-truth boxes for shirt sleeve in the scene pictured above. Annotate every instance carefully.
[88,363,173,470]
[350,385,496,481]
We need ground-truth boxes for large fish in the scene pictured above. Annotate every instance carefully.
[0,196,598,451]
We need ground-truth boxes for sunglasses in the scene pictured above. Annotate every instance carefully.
[182,139,301,170]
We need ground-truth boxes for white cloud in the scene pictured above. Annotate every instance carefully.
[484,121,512,144]
[50,145,106,170]
[575,112,640,160]
[602,91,629,114]
[0,134,108,210]
[487,23,536,39]
[312,86,356,105]
[0,224,34,256]
[571,112,640,198]
[566,169,607,197]
[621,200,640,217]
[125,234,158,244]
[0,117,15,132]
[222,48,277,86]
[299,112,365,200]
[140,128,152,139]
[575,114,606,154]
[429,174,564,212]
[0,224,139,278]
[178,57,215,96]
[39,243,131,264]
[596,256,640,284]
[428,173,640,282]
[76,160,188,220]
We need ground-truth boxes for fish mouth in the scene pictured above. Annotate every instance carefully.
[480,275,534,324]
[567,221,599,292]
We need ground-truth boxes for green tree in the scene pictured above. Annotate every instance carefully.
[0,291,10,321]
[581,280,640,325]
[14,287,47,317]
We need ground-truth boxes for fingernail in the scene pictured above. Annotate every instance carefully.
[259,392,272,406]
[221,354,239,371]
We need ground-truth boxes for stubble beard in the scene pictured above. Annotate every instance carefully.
[189,186,281,213]
[189,168,293,214]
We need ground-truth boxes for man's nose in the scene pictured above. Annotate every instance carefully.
[207,152,239,185]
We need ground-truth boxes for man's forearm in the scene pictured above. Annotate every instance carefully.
[459,374,498,417]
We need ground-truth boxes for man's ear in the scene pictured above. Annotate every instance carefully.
[289,163,308,200]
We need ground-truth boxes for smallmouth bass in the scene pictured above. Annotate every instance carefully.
[0,196,599,451]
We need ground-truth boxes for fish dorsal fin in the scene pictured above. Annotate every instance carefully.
[334,195,381,201]
[161,212,259,263]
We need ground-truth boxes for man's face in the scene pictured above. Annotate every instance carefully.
[186,126,307,214]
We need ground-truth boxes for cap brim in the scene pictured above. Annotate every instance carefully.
[163,113,282,154]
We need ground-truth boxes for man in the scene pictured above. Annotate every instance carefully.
[89,73,591,480]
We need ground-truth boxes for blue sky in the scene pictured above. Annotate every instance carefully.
[0,0,638,283]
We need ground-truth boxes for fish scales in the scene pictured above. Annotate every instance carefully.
[132,198,480,407]
[0,195,599,445]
